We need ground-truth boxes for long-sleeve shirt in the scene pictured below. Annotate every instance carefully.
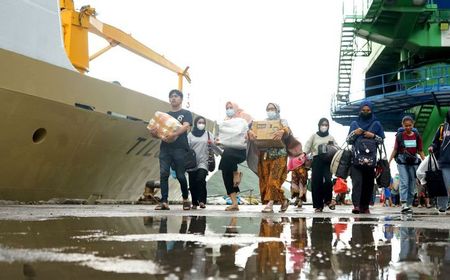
[303,133,336,156]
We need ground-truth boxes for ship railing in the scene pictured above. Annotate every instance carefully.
[332,64,450,114]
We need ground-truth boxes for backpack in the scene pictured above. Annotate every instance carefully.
[394,128,420,165]
[353,137,378,167]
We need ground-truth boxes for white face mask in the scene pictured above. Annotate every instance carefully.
[197,124,205,130]
[267,111,277,120]
[226,108,235,117]
[320,125,328,133]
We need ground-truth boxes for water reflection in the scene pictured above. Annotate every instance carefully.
[0,215,449,279]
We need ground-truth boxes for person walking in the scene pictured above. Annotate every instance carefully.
[304,118,337,212]
[150,89,192,210]
[187,116,212,209]
[389,116,425,214]
[428,110,450,213]
[216,101,251,211]
[347,101,385,214]
[248,103,290,213]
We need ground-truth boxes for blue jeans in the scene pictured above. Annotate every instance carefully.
[159,148,189,203]
[436,167,450,210]
[397,164,417,206]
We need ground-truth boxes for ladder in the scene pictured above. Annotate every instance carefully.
[415,104,435,134]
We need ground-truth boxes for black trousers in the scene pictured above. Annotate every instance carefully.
[311,157,332,209]
[188,168,208,205]
[219,148,246,195]
[351,165,375,210]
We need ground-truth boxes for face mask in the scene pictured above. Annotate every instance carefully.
[359,112,372,120]
[320,126,328,133]
[226,108,235,117]
[267,111,277,120]
[197,124,205,130]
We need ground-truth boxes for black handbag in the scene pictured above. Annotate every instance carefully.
[336,148,352,179]
[207,132,216,172]
[376,143,391,188]
[184,148,197,170]
[425,154,448,197]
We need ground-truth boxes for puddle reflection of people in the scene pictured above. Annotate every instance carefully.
[256,217,286,277]
[289,217,307,275]
[309,218,334,278]
[155,216,211,278]
[216,217,244,278]
[348,222,378,279]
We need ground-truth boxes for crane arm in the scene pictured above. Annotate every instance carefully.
[88,16,190,85]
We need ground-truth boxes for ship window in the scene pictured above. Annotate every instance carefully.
[32,128,47,144]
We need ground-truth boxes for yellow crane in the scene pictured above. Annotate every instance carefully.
[59,0,190,91]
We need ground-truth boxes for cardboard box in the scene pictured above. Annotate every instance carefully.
[251,120,285,148]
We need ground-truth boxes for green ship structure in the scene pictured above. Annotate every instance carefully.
[331,0,450,147]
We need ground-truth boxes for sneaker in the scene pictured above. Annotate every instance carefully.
[401,206,412,213]
[438,209,446,214]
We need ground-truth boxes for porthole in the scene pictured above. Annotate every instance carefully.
[32,128,47,144]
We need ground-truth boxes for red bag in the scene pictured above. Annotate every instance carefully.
[333,178,348,194]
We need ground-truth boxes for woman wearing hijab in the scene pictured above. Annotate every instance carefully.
[347,100,385,214]
[248,103,290,213]
[187,116,212,209]
[429,110,450,213]
[216,101,251,211]
[304,118,337,212]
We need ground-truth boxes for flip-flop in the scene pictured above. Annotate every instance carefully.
[155,203,170,210]
[225,205,239,211]
[280,199,290,212]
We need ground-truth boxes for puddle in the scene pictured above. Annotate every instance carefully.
[0,216,449,279]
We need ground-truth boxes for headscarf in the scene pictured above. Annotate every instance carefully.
[348,100,385,138]
[316,118,329,137]
[266,102,289,127]
[191,116,206,137]
[224,101,253,124]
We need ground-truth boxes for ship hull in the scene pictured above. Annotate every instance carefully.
[0,48,183,201]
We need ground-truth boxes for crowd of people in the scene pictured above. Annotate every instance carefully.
[149,89,450,214]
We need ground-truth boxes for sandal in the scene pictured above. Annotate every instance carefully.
[199,202,206,209]
[183,200,191,210]
[327,200,336,210]
[314,208,323,213]
[280,199,290,212]
[225,205,239,211]
[261,205,274,213]
[155,202,170,210]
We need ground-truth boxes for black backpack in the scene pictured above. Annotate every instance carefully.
[353,137,378,167]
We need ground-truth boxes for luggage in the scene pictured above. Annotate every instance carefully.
[376,143,391,188]
[218,118,248,149]
[331,146,352,179]
[318,141,339,163]
[147,111,182,142]
[352,138,378,167]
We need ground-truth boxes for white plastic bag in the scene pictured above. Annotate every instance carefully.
[416,155,438,184]
[218,118,248,149]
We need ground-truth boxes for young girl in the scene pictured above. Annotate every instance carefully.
[389,116,425,214]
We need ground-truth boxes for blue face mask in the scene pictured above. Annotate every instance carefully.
[226,108,235,117]
[267,111,277,120]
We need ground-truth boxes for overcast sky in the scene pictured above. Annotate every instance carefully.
[76,0,396,172]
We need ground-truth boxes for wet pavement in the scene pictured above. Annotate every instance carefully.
[0,205,449,279]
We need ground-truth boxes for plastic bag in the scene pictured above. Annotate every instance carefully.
[147,111,182,142]
[416,155,437,184]
[218,118,248,149]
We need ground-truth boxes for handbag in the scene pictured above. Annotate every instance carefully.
[333,177,348,194]
[425,153,448,197]
[184,148,197,170]
[207,132,216,172]
[376,143,391,188]
[333,146,352,179]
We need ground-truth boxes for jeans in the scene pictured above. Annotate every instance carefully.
[436,167,450,210]
[397,164,417,206]
[159,148,189,203]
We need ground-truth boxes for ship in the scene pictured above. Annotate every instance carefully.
[0,0,193,201]
[331,0,450,147]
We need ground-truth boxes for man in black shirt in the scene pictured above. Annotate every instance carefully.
[151,89,192,210]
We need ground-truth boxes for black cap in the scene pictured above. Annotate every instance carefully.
[168,89,183,99]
